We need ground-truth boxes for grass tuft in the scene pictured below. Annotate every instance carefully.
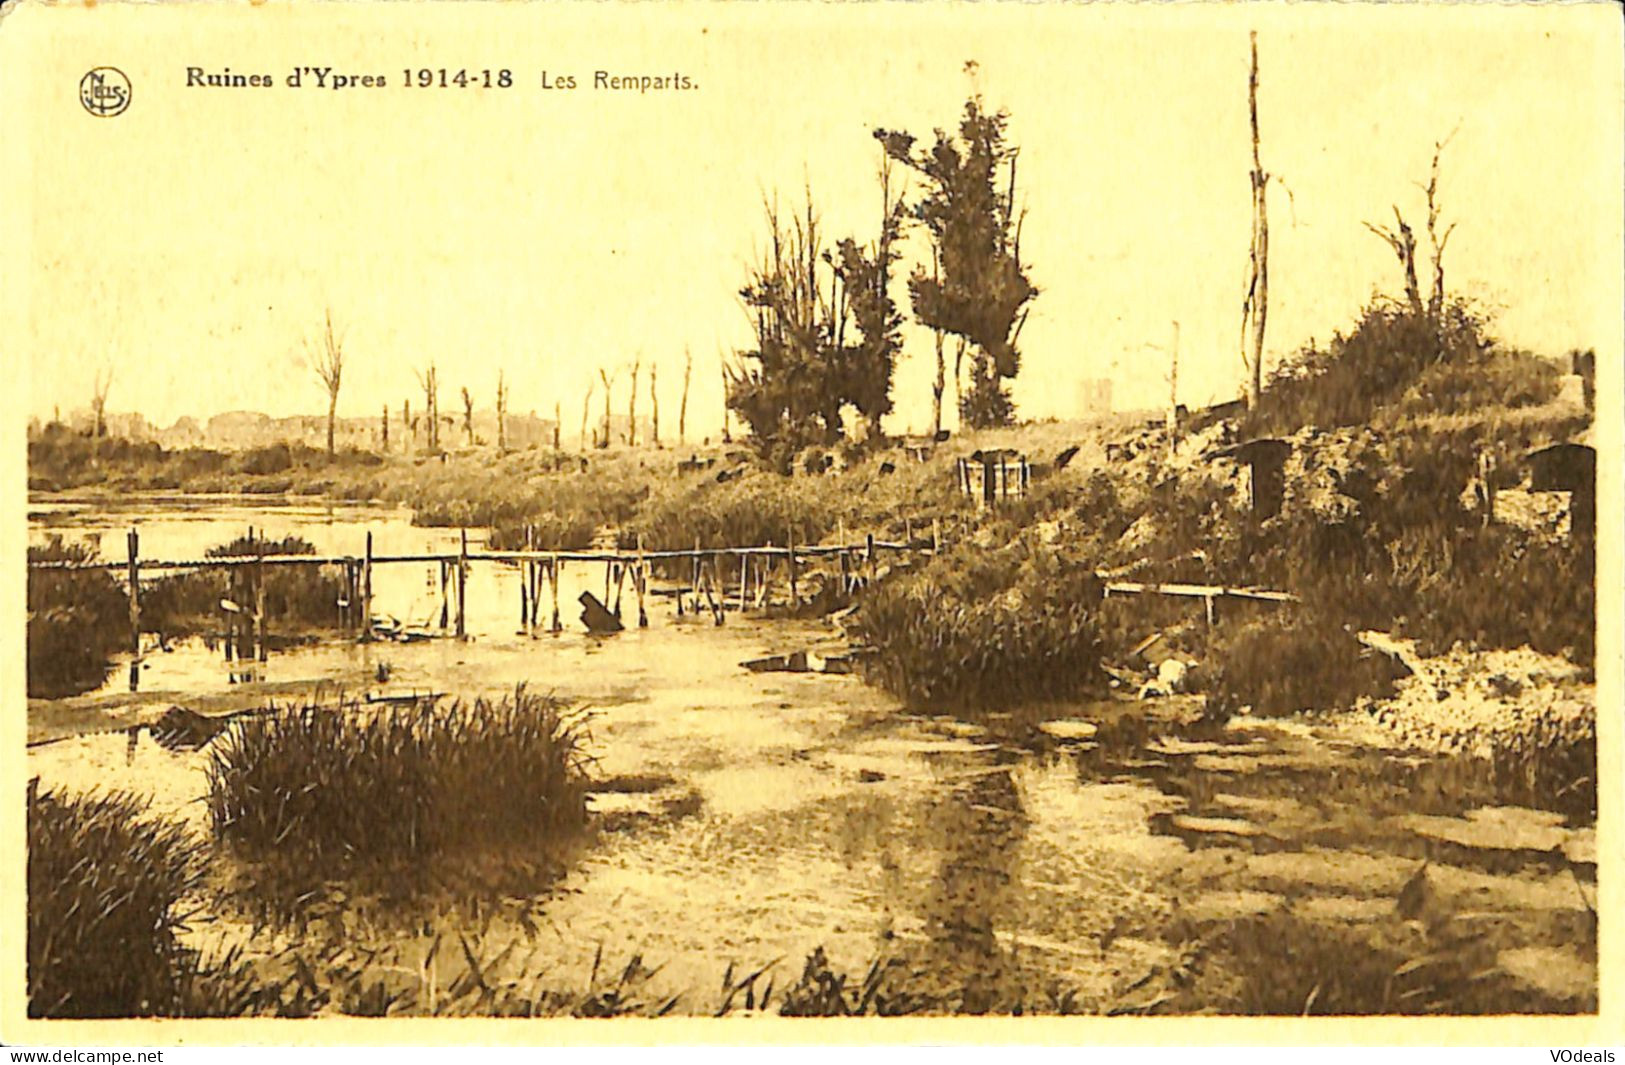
[27,784,201,1018]
[205,686,590,908]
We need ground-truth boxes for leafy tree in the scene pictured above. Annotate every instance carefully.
[727,195,849,469]
[830,156,907,441]
[877,88,1036,428]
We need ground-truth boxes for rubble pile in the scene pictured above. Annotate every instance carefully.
[1359,638,1593,761]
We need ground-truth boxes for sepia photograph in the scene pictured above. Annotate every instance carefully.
[1,0,1620,1041]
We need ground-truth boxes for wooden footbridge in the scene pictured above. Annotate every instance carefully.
[29,523,1297,691]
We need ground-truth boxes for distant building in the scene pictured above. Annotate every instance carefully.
[158,416,206,449]
[1077,378,1113,418]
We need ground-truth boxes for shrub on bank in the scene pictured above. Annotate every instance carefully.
[205,687,590,902]
[1205,608,1405,717]
[140,533,348,637]
[624,470,845,555]
[27,785,200,1017]
[850,540,1105,712]
[1249,299,1493,435]
[26,536,129,697]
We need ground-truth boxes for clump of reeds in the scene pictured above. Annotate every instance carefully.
[26,535,130,697]
[624,471,845,554]
[205,686,590,904]
[27,783,201,1017]
[141,533,347,638]
[1206,609,1404,717]
[849,539,1105,713]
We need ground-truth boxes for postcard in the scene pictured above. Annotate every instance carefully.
[2,0,1620,1046]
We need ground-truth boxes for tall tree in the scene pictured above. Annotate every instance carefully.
[1367,132,1457,323]
[877,86,1035,428]
[719,352,731,444]
[416,364,440,452]
[830,151,907,441]
[460,386,475,446]
[1240,33,1270,410]
[309,310,345,458]
[726,196,847,463]
[89,365,113,439]
[650,362,660,446]
[598,367,617,450]
[495,371,508,451]
[928,249,948,438]
[1422,134,1458,320]
[679,348,692,443]
[579,377,594,452]
[381,404,389,452]
[627,356,641,446]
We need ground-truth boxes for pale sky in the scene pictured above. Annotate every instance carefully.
[6,1,1622,436]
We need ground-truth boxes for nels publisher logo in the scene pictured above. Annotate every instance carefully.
[79,67,131,117]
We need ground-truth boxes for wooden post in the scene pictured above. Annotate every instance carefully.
[691,538,702,616]
[439,561,450,629]
[636,536,648,628]
[611,561,626,621]
[456,527,468,639]
[551,555,562,632]
[738,551,748,614]
[788,528,799,609]
[238,527,254,661]
[255,533,267,663]
[224,559,235,662]
[127,528,140,691]
[362,531,374,641]
[519,528,531,629]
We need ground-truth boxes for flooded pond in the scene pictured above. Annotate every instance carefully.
[26,495,1597,1015]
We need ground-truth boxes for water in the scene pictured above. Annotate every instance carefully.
[25,495,1597,1014]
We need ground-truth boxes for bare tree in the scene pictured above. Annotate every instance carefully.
[929,249,947,438]
[1363,207,1423,318]
[416,365,440,452]
[598,366,618,449]
[1422,132,1458,320]
[1363,133,1462,321]
[460,386,475,446]
[309,310,345,458]
[718,352,731,444]
[626,356,641,446]
[381,404,389,452]
[403,399,413,453]
[650,362,660,446]
[495,371,508,451]
[1163,321,1181,456]
[89,365,113,439]
[679,348,692,443]
[553,400,561,450]
[1239,32,1270,410]
[580,376,595,451]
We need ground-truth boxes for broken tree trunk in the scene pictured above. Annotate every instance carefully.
[1241,31,1270,410]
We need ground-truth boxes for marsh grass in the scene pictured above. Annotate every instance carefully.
[26,536,130,697]
[141,533,348,637]
[205,686,590,911]
[851,539,1105,712]
[27,784,201,1017]
[1206,609,1405,717]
